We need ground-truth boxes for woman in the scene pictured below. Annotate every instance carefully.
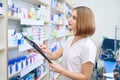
[40,6,96,80]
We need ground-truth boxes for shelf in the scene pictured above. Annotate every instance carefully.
[8,46,18,50]
[36,71,49,80]
[8,16,20,20]
[23,0,49,6]
[58,60,62,64]
[20,18,44,26]
[65,34,72,37]
[20,59,43,77]
[0,48,4,52]
[49,36,65,41]
[8,17,44,25]
[66,1,73,9]
[9,59,44,78]
[44,21,50,23]
[55,57,62,64]
[18,39,49,52]
[55,35,68,39]
[0,15,4,18]
[49,34,71,41]
[51,22,64,26]
[43,38,49,41]
[18,43,33,52]
[51,7,64,14]
[8,70,21,79]
[58,0,65,2]
[56,36,65,39]
[55,73,60,80]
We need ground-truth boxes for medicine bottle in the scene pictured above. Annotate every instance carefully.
[0,3,3,15]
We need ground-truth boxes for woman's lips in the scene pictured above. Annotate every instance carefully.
[68,23,71,26]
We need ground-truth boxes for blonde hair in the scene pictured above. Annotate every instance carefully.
[73,6,95,37]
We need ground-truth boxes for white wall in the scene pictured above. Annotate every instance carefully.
[74,0,120,52]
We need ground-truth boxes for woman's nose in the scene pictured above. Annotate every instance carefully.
[68,17,71,22]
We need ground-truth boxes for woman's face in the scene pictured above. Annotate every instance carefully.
[68,10,77,32]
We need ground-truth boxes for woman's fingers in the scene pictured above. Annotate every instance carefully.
[49,63,56,72]
[39,44,47,49]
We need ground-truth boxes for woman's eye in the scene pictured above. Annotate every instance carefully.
[72,16,77,20]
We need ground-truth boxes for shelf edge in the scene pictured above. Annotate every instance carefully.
[0,48,4,52]
[8,16,20,20]
[36,71,49,80]
[8,46,18,50]
[23,0,49,6]
[0,15,4,18]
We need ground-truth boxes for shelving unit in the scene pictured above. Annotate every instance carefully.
[0,0,73,80]
[7,0,50,79]
[0,0,8,80]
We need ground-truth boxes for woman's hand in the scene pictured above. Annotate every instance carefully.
[39,44,53,56]
[39,44,49,53]
[49,63,65,74]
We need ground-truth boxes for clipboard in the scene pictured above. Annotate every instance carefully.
[23,36,52,64]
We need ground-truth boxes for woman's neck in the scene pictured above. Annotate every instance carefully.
[71,36,86,46]
[74,35,86,40]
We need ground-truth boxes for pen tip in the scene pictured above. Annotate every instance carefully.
[23,36,27,39]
